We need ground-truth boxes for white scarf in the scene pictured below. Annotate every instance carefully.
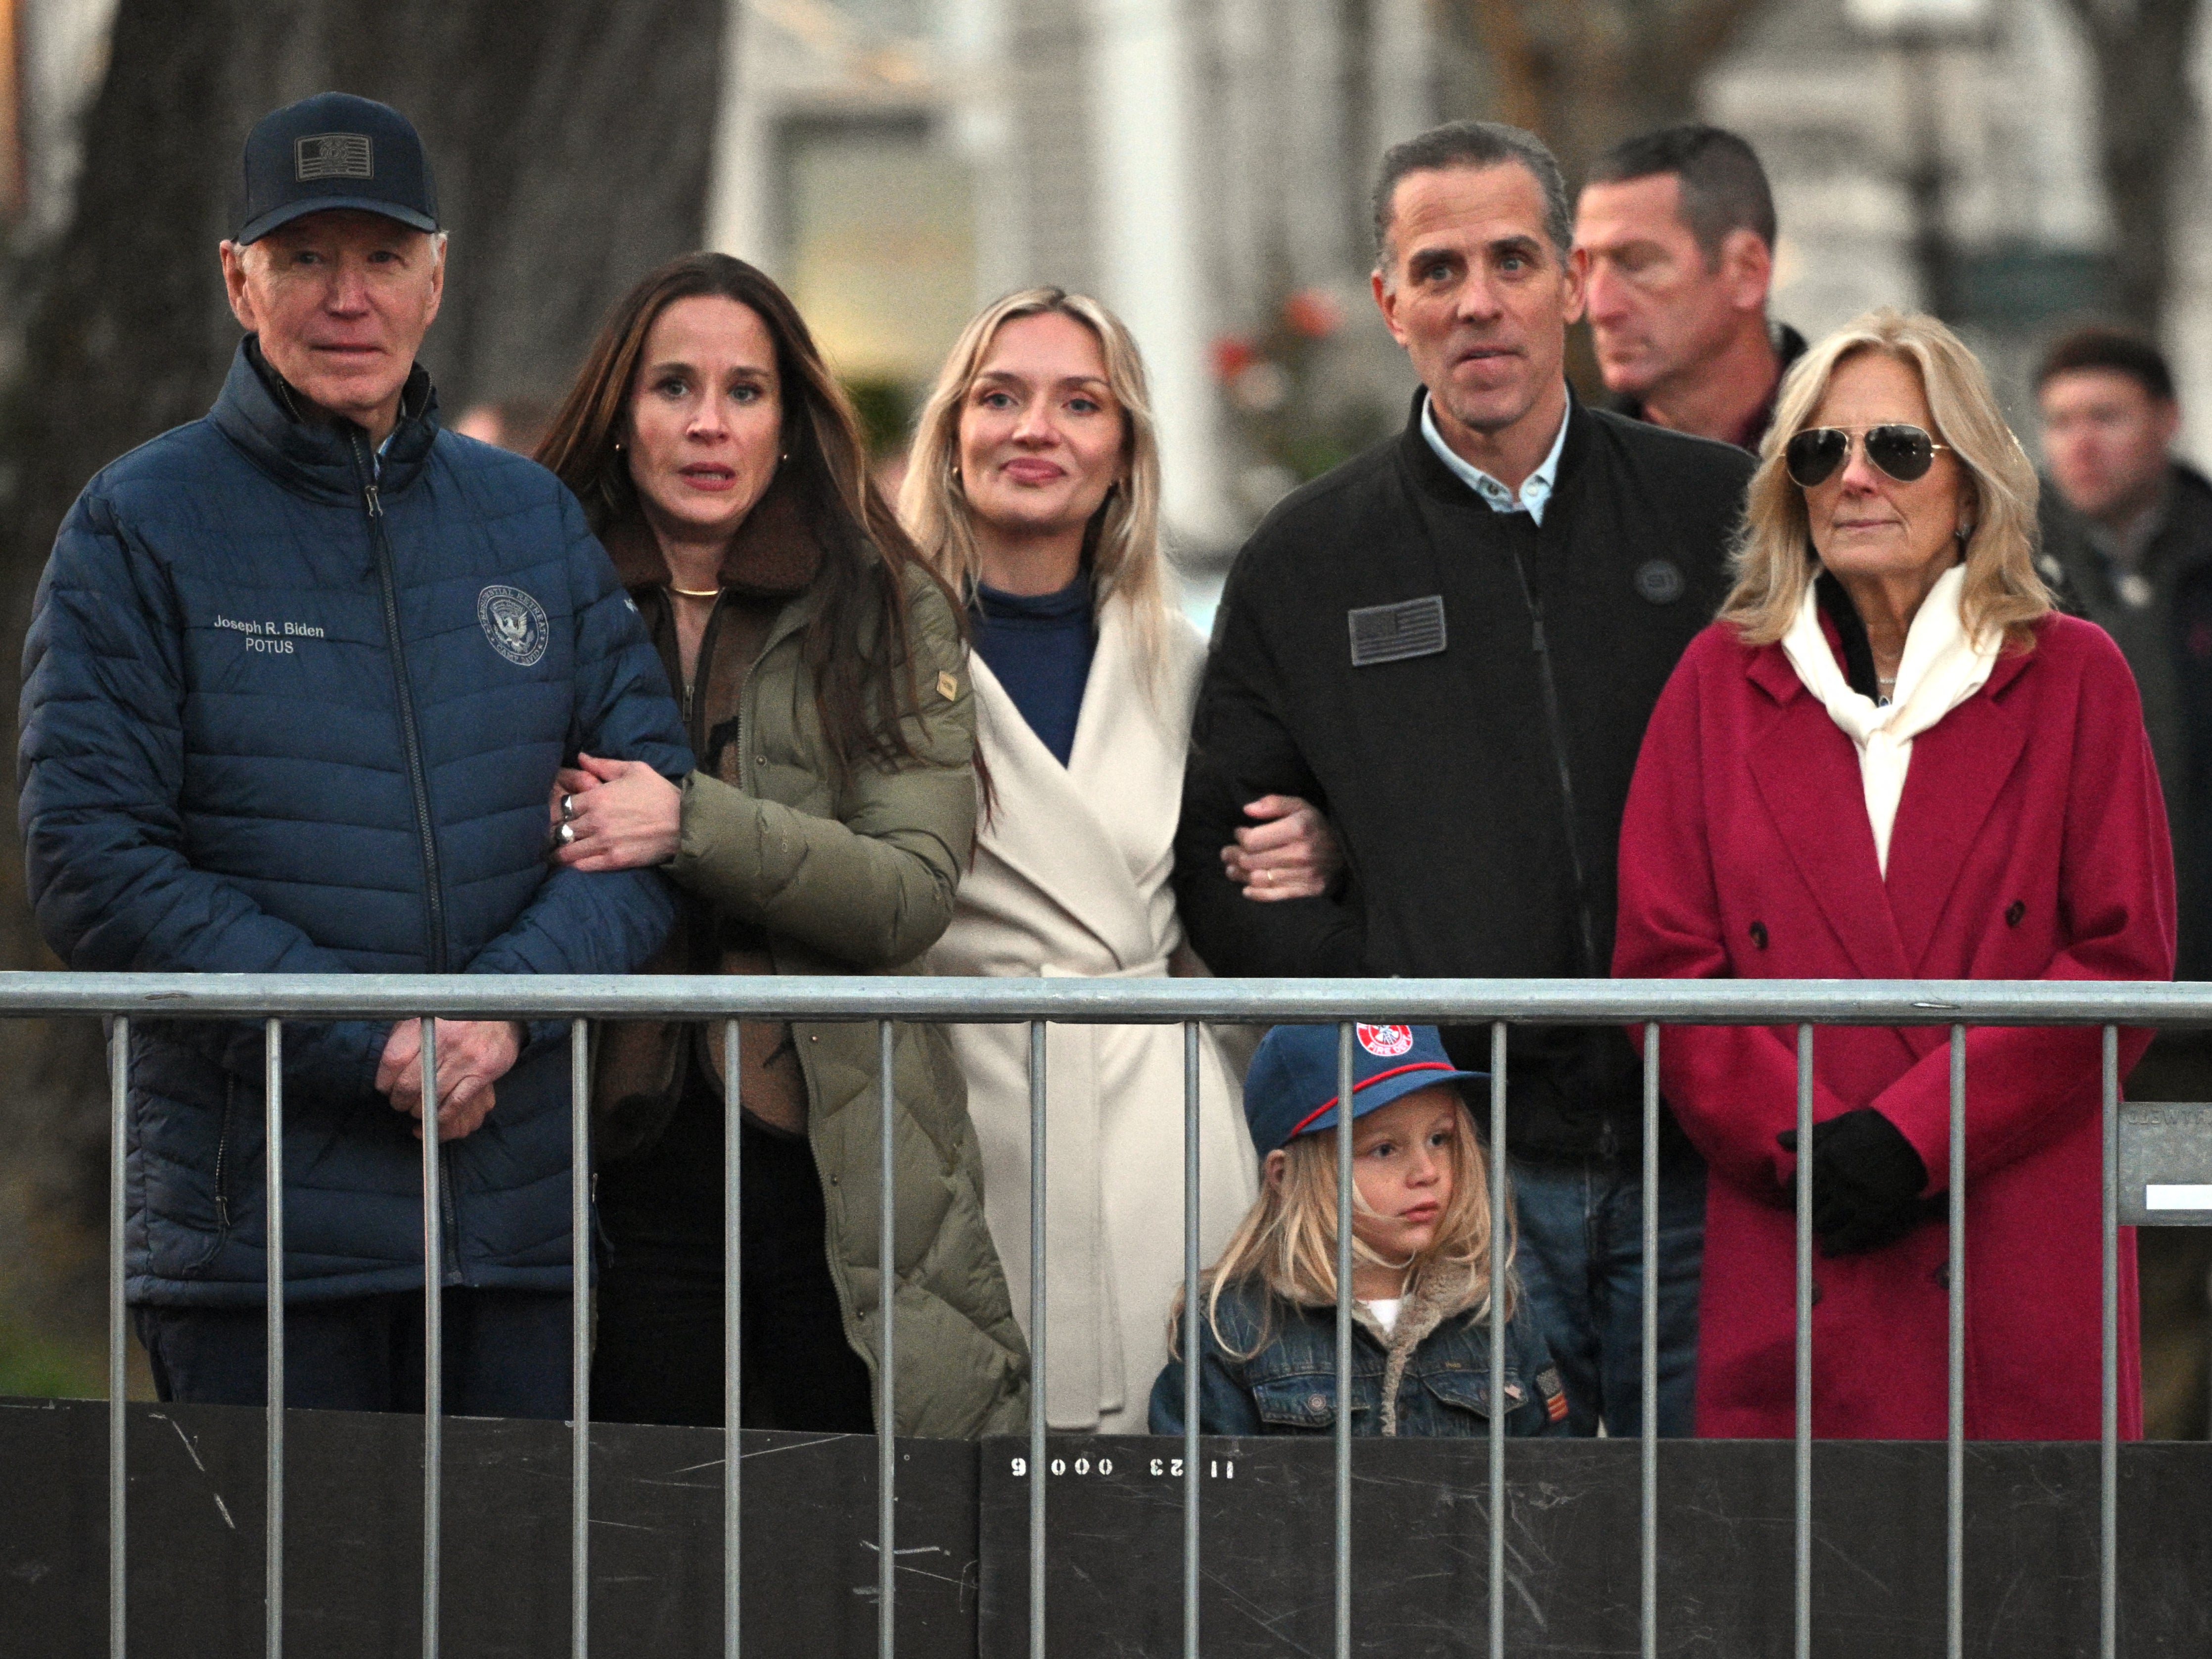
[1779,564,1998,876]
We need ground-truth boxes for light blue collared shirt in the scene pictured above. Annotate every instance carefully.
[1419,390,1570,526]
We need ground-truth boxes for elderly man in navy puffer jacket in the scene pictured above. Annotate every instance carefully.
[17,94,691,1418]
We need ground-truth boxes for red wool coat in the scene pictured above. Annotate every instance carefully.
[1614,612,2174,1439]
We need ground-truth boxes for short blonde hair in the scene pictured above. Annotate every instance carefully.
[898,287,1173,676]
[1721,309,2051,650]
[1172,1092,1513,1360]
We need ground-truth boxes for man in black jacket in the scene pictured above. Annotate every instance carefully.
[1174,120,1753,1435]
[1576,123,1806,452]
[2037,326,2212,1439]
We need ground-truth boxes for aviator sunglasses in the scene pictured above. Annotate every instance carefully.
[1783,423,1951,489]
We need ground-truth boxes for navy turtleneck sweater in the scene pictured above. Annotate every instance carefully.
[972,573,1097,766]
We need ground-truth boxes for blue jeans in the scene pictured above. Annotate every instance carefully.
[1508,1138,1705,1436]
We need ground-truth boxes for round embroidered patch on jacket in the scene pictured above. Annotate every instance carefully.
[477,585,549,666]
[1633,559,1686,605]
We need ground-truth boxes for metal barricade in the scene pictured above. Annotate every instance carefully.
[33,969,2212,1659]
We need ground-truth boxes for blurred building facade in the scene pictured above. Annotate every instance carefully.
[704,0,2212,566]
[1712,0,2137,432]
[6,0,2209,537]
[707,0,1461,557]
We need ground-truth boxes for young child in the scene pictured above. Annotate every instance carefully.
[1150,1022,1567,1437]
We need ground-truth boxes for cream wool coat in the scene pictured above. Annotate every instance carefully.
[926,596,1257,1431]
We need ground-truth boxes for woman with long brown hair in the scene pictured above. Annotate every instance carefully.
[538,252,1026,1435]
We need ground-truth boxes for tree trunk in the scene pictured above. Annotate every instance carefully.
[1460,0,1770,198]
[2060,0,2202,337]
[0,0,723,1381]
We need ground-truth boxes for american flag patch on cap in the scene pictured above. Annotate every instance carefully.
[295,133,373,181]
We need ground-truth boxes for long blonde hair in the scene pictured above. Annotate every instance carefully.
[898,286,1173,678]
[1721,308,2052,651]
[1175,1094,1513,1360]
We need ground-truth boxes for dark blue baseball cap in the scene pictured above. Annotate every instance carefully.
[1244,1024,1485,1157]
[235,93,440,244]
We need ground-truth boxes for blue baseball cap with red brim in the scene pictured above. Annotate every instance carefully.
[1244,1023,1485,1157]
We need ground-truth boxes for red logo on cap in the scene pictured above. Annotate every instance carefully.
[1356,1024,1413,1057]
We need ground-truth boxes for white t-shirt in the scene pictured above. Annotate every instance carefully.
[1362,1298,1402,1337]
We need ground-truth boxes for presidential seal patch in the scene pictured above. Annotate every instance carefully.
[477,585,549,667]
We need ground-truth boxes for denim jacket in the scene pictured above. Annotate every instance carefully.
[1148,1261,1567,1438]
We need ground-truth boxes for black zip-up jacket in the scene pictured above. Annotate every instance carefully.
[1173,391,1754,1160]
[2038,459,2212,978]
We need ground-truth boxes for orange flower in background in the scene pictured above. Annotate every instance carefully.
[1280,287,1343,339]
[1211,334,1260,382]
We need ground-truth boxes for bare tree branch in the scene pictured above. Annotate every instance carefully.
[1458,0,1769,189]
[2057,0,2203,333]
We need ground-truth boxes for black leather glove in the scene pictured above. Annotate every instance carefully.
[1777,1109,1942,1256]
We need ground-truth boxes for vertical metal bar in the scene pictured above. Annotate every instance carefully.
[420,1019,441,1659]
[724,1019,742,1659]
[108,1016,129,1659]
[1182,1022,1200,1659]
[1641,1023,1659,1659]
[1489,1022,1507,1659]
[2101,1024,2119,1659]
[1946,1025,1965,1659]
[264,1020,284,1659]
[878,1020,897,1659]
[1794,1024,1813,1659]
[570,1019,590,1659]
[1027,1020,1047,1659]
[1334,1023,1354,1659]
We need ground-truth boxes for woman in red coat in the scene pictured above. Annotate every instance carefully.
[1615,310,2174,1440]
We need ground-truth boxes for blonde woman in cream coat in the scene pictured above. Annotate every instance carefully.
[902,289,1330,1431]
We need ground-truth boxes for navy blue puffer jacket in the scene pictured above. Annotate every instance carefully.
[18,340,692,1306]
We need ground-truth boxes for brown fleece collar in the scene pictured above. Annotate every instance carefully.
[599,477,822,599]
[1361,1256,1496,1436]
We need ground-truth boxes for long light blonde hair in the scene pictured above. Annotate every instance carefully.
[1721,308,2052,651]
[898,286,1173,678]
[1173,1093,1513,1360]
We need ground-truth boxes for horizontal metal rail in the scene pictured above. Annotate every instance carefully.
[75,971,2180,1659]
[16,971,2212,1024]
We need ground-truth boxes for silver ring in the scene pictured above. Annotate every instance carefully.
[555,822,575,848]
[560,793,577,822]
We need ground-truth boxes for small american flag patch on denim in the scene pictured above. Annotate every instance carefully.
[1538,1366,1569,1422]
[296,133,373,181]
[1347,594,1446,666]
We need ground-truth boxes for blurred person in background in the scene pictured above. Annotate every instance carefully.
[16,94,688,1417]
[900,288,1256,1433]
[539,253,1027,1436]
[1173,120,1754,1437]
[2037,325,2212,1439]
[1617,311,2172,1438]
[451,391,558,455]
[1576,124,1805,451]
